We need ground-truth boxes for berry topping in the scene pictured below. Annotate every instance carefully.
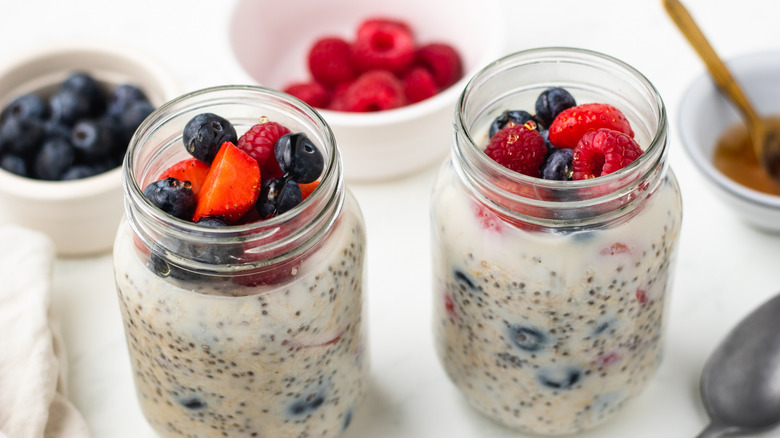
[237,118,291,180]
[489,110,538,138]
[402,66,439,104]
[548,103,634,149]
[571,128,643,180]
[256,177,303,219]
[535,87,576,127]
[143,177,197,220]
[283,81,331,109]
[182,113,238,163]
[275,132,325,184]
[340,70,405,112]
[484,123,547,177]
[352,18,415,74]
[541,147,574,181]
[192,141,261,223]
[158,158,211,195]
[414,42,464,89]
[307,37,357,87]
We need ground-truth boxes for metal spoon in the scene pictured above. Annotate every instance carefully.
[663,0,780,181]
[694,292,780,437]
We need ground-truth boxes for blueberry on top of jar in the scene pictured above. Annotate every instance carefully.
[534,86,576,127]
[182,112,237,163]
[488,110,538,138]
[143,177,197,220]
[274,132,324,184]
[257,177,303,219]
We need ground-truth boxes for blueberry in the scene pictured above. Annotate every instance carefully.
[70,120,115,160]
[535,87,576,127]
[453,269,477,291]
[43,119,71,140]
[0,154,29,176]
[541,147,573,181]
[60,164,103,180]
[537,366,582,390]
[1,93,48,123]
[143,177,197,220]
[34,137,75,180]
[288,390,327,417]
[274,132,324,184]
[0,117,46,158]
[195,215,229,227]
[508,325,547,352]
[488,110,537,138]
[257,177,303,219]
[49,88,93,126]
[179,397,206,410]
[106,84,149,118]
[116,99,154,146]
[182,113,237,163]
[342,409,354,430]
[61,72,106,116]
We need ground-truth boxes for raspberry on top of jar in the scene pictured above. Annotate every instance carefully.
[484,86,642,181]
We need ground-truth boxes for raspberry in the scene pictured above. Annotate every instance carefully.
[283,81,331,108]
[307,37,356,87]
[571,128,643,180]
[484,124,547,177]
[236,119,291,180]
[352,18,415,74]
[340,70,406,112]
[415,43,463,89]
[327,82,351,111]
[402,66,439,103]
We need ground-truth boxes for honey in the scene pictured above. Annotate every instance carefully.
[713,116,780,196]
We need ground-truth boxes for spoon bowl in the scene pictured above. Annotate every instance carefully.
[663,0,780,183]
[696,292,780,438]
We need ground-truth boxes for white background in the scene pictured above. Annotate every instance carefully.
[3,0,780,437]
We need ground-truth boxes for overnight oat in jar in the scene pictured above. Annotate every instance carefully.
[430,48,682,435]
[114,86,367,438]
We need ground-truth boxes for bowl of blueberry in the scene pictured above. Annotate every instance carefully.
[229,0,506,181]
[0,41,180,255]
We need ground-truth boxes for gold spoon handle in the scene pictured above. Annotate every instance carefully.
[662,0,761,128]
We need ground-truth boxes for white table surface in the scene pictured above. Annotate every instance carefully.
[3,1,780,437]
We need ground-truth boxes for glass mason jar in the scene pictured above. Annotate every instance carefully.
[114,86,368,438]
[431,48,683,435]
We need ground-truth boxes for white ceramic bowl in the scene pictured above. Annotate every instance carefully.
[229,0,506,182]
[678,50,780,233]
[0,41,181,256]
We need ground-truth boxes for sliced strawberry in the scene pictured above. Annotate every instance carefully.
[299,180,319,200]
[548,103,634,149]
[192,142,261,223]
[158,158,210,195]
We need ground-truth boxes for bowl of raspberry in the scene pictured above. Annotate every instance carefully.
[229,0,506,181]
[0,41,180,255]
[678,50,780,233]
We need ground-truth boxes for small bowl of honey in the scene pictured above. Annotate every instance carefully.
[678,49,780,232]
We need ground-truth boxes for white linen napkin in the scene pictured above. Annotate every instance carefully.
[0,226,90,438]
